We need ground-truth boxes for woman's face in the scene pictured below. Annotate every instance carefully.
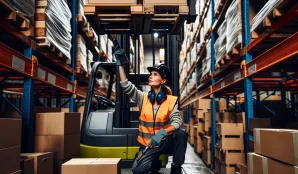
[148,70,166,87]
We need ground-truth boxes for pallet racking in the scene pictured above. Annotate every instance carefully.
[179,0,298,168]
[0,0,113,152]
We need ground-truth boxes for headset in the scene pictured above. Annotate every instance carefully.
[148,89,167,105]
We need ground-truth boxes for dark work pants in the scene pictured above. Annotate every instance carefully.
[132,128,188,174]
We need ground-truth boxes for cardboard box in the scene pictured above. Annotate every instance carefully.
[196,110,205,120]
[144,0,187,5]
[235,163,247,174]
[203,148,211,165]
[197,122,203,134]
[236,113,246,133]
[217,123,243,136]
[218,136,244,150]
[0,118,22,149]
[20,156,34,174]
[217,99,227,111]
[248,153,298,174]
[250,118,271,132]
[62,158,121,174]
[221,164,235,174]
[203,112,220,132]
[86,0,137,5]
[55,159,71,174]
[219,151,244,165]
[203,136,211,149]
[215,145,220,159]
[196,99,211,110]
[254,129,298,166]
[220,112,234,123]
[194,125,198,138]
[194,136,203,153]
[0,146,20,174]
[35,113,80,135]
[35,133,80,160]
[21,153,53,174]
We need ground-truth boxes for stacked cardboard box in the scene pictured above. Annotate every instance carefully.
[202,135,211,166]
[21,153,54,174]
[0,117,22,174]
[35,112,81,174]
[216,123,244,174]
[235,163,247,174]
[248,129,298,174]
[62,158,121,174]
[189,118,195,145]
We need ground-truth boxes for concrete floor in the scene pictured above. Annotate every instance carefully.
[121,143,214,174]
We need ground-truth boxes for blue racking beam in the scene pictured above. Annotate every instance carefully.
[242,0,254,161]
[22,47,34,152]
[70,0,78,112]
[210,0,217,169]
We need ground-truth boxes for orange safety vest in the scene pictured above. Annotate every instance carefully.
[137,92,178,146]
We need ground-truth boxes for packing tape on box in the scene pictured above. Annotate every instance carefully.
[248,153,254,174]
[293,133,298,166]
[262,156,268,174]
[255,129,261,153]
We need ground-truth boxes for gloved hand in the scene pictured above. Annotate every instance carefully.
[114,49,129,66]
[148,128,168,147]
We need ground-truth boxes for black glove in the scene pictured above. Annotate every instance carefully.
[110,35,129,66]
[114,49,129,66]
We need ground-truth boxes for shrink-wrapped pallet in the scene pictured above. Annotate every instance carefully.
[215,20,227,64]
[87,50,93,74]
[46,0,72,59]
[99,35,113,62]
[5,0,35,17]
[79,36,87,72]
[225,0,242,53]
[251,0,283,32]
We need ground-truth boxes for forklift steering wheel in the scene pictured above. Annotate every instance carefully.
[94,95,115,108]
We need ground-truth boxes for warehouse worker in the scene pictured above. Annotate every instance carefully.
[112,40,187,174]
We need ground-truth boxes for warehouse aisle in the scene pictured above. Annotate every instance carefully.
[121,143,213,174]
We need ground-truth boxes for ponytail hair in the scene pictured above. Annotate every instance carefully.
[163,85,172,95]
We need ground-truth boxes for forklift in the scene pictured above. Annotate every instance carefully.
[80,34,181,169]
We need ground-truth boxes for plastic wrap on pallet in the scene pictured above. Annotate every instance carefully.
[5,0,35,17]
[251,0,282,32]
[46,0,72,59]
[79,0,87,21]
[87,50,93,74]
[205,5,212,34]
[214,0,220,12]
[225,0,242,53]
[215,20,227,63]
[99,35,113,62]
[191,43,197,62]
[79,36,87,72]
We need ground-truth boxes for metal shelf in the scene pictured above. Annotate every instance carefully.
[198,32,298,98]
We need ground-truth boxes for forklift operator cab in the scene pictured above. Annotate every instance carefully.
[80,62,169,168]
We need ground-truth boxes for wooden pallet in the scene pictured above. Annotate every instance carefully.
[216,42,241,70]
[143,4,188,34]
[35,0,70,64]
[250,0,294,41]
[0,0,33,36]
[77,14,98,46]
[200,70,211,83]
[76,35,89,78]
[84,4,143,34]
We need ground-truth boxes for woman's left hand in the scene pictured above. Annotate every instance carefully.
[148,128,167,147]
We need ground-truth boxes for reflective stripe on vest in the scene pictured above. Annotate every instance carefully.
[137,92,178,146]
